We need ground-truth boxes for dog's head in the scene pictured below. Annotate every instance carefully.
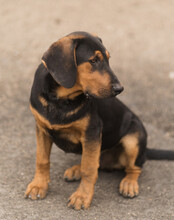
[42,32,123,98]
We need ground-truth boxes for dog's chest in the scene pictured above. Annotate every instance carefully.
[48,127,82,154]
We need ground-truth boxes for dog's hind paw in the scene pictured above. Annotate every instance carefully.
[64,164,81,182]
[119,177,139,198]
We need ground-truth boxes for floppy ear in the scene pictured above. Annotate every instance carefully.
[42,37,77,88]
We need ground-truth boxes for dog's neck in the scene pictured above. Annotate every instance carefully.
[42,85,90,125]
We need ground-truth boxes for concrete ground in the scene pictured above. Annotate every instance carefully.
[0,0,174,219]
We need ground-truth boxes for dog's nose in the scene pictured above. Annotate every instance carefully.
[112,84,124,96]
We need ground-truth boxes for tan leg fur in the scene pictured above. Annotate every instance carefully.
[68,138,101,210]
[25,124,52,200]
[119,133,141,198]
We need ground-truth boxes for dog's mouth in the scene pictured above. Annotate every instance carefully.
[85,89,117,99]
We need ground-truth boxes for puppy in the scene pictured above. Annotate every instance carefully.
[25,32,174,210]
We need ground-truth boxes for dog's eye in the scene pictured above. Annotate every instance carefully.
[89,57,99,64]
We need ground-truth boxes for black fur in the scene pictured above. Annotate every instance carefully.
[42,38,77,88]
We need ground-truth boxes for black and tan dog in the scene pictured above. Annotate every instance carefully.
[25,32,174,210]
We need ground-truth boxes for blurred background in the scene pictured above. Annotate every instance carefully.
[0,1,174,219]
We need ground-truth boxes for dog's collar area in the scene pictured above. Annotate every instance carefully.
[85,92,89,99]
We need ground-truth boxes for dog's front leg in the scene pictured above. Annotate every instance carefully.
[25,124,52,200]
[68,137,101,210]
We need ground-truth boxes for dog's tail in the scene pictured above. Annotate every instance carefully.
[146,148,174,160]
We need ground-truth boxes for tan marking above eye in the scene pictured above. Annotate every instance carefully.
[105,50,110,59]
[96,51,103,61]
[89,51,103,62]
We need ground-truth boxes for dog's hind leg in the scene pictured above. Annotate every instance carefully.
[100,144,125,171]
[119,132,142,198]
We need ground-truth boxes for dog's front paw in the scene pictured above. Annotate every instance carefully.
[64,164,81,182]
[68,187,94,210]
[24,178,48,200]
[119,177,139,198]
